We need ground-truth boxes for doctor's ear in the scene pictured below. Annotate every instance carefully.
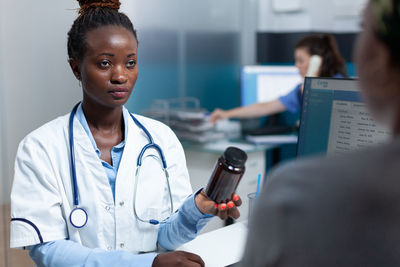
[68,58,82,81]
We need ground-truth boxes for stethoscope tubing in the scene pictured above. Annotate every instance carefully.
[128,113,167,169]
[68,102,172,227]
[69,103,81,206]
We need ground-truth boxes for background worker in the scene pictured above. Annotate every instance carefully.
[210,34,347,123]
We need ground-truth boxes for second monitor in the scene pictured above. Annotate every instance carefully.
[240,65,302,106]
[241,65,302,135]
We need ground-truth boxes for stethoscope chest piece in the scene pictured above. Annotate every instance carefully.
[70,207,88,228]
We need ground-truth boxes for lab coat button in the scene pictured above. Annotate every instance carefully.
[119,201,124,206]
[119,243,125,248]
[107,246,112,251]
[105,205,111,211]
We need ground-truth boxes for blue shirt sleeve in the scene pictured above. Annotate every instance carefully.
[29,190,213,266]
[278,83,302,113]
[157,189,213,251]
[29,240,157,267]
[278,74,344,113]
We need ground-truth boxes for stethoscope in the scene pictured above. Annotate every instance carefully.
[68,102,174,228]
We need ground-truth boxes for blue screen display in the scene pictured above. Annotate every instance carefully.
[297,78,368,157]
[241,65,301,106]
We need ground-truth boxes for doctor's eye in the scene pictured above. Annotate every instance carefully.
[98,60,111,69]
[126,59,136,69]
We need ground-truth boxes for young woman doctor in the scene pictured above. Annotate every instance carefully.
[9,1,241,266]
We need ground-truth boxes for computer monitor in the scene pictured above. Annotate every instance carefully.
[240,65,302,106]
[297,77,391,157]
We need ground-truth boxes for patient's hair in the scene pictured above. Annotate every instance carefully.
[371,0,400,64]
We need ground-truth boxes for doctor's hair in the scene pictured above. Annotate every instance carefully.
[67,0,137,60]
[295,34,347,78]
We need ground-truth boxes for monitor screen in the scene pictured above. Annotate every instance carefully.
[240,65,302,106]
[297,77,391,157]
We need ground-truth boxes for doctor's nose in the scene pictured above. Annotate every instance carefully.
[111,65,128,84]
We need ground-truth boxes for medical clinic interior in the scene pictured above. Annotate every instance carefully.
[2,0,396,266]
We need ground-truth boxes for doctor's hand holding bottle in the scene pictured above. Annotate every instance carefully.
[196,191,243,220]
[209,34,347,123]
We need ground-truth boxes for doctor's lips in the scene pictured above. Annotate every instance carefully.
[108,87,129,98]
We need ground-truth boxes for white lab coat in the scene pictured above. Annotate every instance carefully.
[10,106,193,253]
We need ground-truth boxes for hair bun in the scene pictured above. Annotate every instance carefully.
[78,0,121,14]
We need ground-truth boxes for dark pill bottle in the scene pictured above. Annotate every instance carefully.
[205,146,248,203]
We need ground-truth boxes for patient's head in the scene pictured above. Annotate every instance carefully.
[355,0,400,134]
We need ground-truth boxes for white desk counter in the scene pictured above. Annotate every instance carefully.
[177,221,248,267]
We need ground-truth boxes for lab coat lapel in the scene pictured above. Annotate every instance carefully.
[73,115,114,205]
[116,109,166,215]
[116,110,166,252]
[114,109,152,253]
[114,108,144,210]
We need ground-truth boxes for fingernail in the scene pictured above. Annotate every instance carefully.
[214,203,218,209]
[220,204,226,211]
[233,194,239,201]
[227,202,234,209]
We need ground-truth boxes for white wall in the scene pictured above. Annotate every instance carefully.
[0,0,81,203]
[258,0,368,32]
[0,0,6,204]
[123,0,241,32]
[240,0,258,65]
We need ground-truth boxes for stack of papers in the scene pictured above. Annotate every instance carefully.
[170,110,208,120]
[174,130,225,143]
[169,120,214,132]
[142,98,242,143]
[246,134,298,145]
[202,140,256,152]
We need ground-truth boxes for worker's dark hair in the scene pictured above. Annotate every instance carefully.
[67,0,137,60]
[295,34,347,77]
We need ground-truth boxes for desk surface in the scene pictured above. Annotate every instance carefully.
[177,221,248,267]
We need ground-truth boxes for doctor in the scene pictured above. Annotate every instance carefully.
[9,0,241,266]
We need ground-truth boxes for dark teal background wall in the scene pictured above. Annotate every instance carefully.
[126,31,241,114]
[185,63,241,112]
[128,63,180,113]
